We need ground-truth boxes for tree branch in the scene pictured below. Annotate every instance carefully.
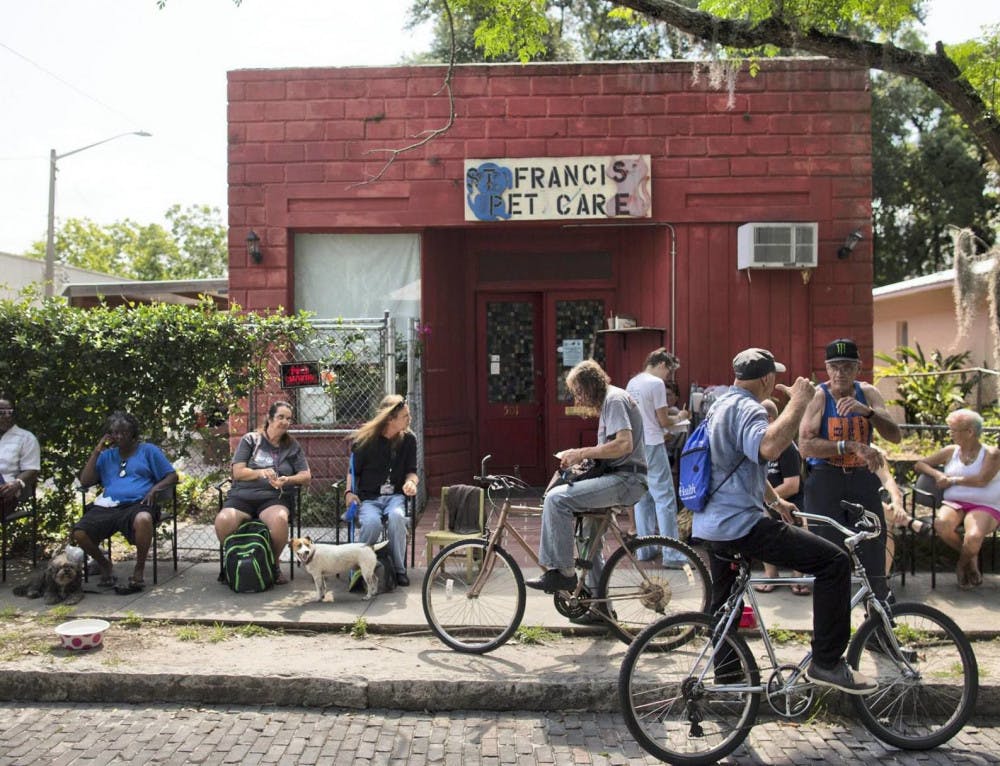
[348,0,458,188]
[613,0,1000,165]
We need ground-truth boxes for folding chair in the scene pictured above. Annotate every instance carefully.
[1,481,38,583]
[79,483,178,585]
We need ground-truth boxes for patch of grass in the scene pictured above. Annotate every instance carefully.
[347,617,369,640]
[119,611,143,629]
[39,605,76,625]
[0,629,54,661]
[176,625,202,642]
[0,606,20,621]
[767,627,809,645]
[233,623,276,639]
[513,625,558,645]
[207,623,229,643]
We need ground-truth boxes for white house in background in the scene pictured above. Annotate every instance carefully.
[0,251,133,301]
[873,257,998,413]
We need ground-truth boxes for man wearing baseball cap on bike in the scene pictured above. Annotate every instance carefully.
[693,348,877,694]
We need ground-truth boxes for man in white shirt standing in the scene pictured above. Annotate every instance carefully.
[0,394,41,517]
[626,349,689,565]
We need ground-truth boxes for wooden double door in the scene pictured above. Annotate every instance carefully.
[477,291,611,486]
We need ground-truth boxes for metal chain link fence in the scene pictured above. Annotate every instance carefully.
[173,313,424,564]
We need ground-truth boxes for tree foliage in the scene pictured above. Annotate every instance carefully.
[872,72,998,285]
[0,293,313,542]
[407,0,697,63]
[874,344,979,425]
[26,204,228,281]
[431,0,1000,166]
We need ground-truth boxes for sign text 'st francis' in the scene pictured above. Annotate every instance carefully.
[464,155,651,222]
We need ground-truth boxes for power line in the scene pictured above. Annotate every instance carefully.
[0,39,144,128]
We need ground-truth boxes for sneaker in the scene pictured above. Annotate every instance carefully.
[525,569,578,594]
[805,659,878,695]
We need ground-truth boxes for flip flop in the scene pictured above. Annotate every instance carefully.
[752,583,776,593]
[791,584,811,596]
[114,579,144,595]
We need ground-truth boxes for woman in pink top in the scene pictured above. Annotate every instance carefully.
[914,408,1000,589]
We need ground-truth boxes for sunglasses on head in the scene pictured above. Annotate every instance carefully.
[390,399,407,415]
[119,459,128,478]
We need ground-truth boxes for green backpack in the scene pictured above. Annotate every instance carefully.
[223,520,276,593]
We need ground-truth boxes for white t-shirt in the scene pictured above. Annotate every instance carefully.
[626,371,668,447]
[0,424,41,480]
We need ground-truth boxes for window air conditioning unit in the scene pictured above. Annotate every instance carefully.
[737,222,818,269]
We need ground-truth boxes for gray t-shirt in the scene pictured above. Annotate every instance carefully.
[691,386,768,541]
[598,385,646,470]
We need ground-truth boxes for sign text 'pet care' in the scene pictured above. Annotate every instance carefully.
[464,155,652,222]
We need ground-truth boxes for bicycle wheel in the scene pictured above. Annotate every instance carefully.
[619,612,760,765]
[847,601,978,750]
[421,538,525,654]
[599,535,711,644]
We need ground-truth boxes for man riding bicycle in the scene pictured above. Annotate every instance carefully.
[693,347,877,695]
[527,359,648,596]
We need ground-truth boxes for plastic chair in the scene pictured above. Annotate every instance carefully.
[1,481,38,583]
[215,479,301,582]
[424,485,485,564]
[79,483,178,585]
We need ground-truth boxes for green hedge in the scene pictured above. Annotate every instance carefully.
[0,294,313,546]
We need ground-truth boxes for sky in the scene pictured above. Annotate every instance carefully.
[0,0,997,256]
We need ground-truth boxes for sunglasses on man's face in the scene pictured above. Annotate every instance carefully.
[0,409,13,415]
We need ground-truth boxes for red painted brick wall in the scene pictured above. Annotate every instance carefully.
[228,59,873,489]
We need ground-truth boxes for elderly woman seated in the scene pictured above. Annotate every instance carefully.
[913,408,1000,590]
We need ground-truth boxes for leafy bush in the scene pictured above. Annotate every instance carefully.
[0,293,312,546]
[874,344,980,424]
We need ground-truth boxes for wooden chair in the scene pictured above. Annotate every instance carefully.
[215,479,301,582]
[79,483,178,585]
[424,485,485,564]
[1,481,38,583]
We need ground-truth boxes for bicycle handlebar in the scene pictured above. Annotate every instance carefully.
[794,500,882,550]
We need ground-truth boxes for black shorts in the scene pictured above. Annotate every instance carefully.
[73,503,160,545]
[223,493,293,519]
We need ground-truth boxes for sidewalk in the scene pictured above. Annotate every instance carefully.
[1,558,998,713]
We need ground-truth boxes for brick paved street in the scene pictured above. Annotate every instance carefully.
[1,704,998,765]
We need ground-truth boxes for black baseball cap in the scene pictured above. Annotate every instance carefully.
[825,338,860,363]
[733,348,786,380]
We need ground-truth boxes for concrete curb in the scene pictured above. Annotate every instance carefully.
[2,670,997,715]
[0,671,622,712]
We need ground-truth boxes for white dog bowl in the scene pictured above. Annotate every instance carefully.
[56,619,110,650]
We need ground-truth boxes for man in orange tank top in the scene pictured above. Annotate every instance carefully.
[799,339,901,600]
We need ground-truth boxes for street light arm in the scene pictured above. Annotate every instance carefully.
[43,130,152,298]
[55,131,152,161]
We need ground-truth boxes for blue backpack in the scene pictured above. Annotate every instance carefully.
[678,417,745,512]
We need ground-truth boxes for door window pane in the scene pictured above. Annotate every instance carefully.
[486,301,536,404]
[555,300,606,402]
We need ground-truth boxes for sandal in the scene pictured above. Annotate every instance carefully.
[907,518,932,539]
[791,584,811,596]
[752,583,776,593]
[274,571,290,586]
[114,578,144,595]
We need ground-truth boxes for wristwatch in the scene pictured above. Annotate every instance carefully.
[863,407,875,419]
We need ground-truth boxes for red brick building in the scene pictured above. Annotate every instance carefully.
[227,60,874,491]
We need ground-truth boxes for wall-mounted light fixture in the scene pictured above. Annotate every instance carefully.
[246,230,262,264]
[837,228,863,259]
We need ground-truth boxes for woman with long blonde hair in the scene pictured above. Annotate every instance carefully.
[344,394,418,586]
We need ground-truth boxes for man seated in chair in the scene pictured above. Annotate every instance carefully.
[72,411,177,592]
[344,395,418,587]
[0,394,40,518]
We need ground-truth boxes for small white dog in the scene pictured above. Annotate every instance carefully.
[290,536,388,602]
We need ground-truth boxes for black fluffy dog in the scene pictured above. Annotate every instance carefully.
[13,551,84,605]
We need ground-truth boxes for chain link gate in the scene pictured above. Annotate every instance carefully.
[173,313,423,563]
